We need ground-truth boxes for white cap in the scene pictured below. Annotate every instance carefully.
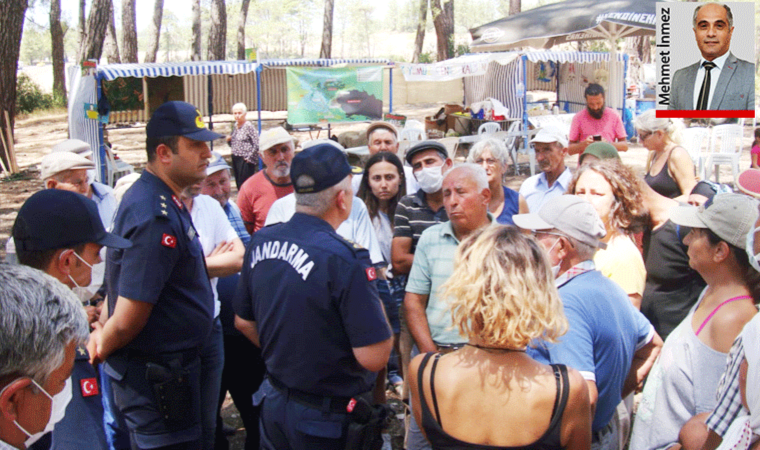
[51,139,93,158]
[530,126,568,148]
[260,127,294,152]
[40,152,95,180]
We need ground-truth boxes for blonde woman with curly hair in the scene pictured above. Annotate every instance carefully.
[568,161,648,308]
[408,226,591,450]
[636,110,696,199]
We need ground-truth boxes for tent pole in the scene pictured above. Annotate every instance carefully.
[96,73,107,183]
[207,75,214,151]
[256,65,263,134]
[389,66,393,113]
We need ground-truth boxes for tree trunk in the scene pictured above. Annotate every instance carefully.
[236,0,251,60]
[144,0,164,63]
[78,0,111,64]
[319,0,334,59]
[121,0,137,63]
[79,0,86,49]
[50,0,67,103]
[0,0,28,170]
[509,0,520,15]
[191,0,201,61]
[207,0,226,60]
[431,0,453,61]
[104,0,121,64]
[411,0,427,62]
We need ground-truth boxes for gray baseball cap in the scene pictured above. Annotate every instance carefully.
[670,193,759,249]
[513,195,607,249]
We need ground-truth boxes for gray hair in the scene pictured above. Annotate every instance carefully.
[295,175,352,217]
[634,109,684,145]
[0,264,89,385]
[444,163,489,191]
[565,235,597,261]
[232,102,247,114]
[467,138,510,170]
[693,3,733,28]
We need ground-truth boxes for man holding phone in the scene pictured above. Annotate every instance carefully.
[568,84,628,156]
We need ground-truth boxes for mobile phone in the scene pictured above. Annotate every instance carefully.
[593,135,602,141]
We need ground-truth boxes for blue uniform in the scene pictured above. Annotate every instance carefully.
[104,170,214,449]
[234,212,391,448]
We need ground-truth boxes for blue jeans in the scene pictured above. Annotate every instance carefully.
[407,345,432,450]
[200,318,225,450]
[255,379,350,450]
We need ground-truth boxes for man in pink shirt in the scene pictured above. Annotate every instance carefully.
[568,83,628,156]
[237,127,295,234]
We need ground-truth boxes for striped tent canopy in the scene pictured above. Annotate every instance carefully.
[97,58,394,80]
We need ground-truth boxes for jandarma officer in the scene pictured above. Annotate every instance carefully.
[233,142,393,449]
[89,101,223,450]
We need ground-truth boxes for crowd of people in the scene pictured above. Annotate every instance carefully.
[1,79,760,450]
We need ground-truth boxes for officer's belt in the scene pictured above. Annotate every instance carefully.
[116,347,200,366]
[268,375,368,414]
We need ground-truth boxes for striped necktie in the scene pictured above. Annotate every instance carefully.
[696,61,717,110]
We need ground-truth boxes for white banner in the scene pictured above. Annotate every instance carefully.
[399,55,498,82]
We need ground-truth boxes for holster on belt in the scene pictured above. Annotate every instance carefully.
[344,394,391,450]
[145,358,192,430]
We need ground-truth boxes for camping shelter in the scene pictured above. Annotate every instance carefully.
[67,58,392,183]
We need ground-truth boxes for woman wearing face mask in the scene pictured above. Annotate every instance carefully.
[630,193,760,450]
[467,139,528,224]
[408,226,591,450]
[637,110,696,200]
[567,161,647,308]
[358,151,407,390]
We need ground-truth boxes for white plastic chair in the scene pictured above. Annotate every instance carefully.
[400,128,426,142]
[705,124,743,184]
[105,145,135,187]
[680,127,710,180]
[478,122,502,135]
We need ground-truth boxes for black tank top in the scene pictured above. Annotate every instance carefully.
[417,352,569,450]
[644,150,681,199]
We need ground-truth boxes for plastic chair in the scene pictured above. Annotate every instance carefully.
[705,124,743,184]
[680,127,710,180]
[506,121,539,176]
[105,145,135,187]
[478,122,502,135]
[400,128,426,142]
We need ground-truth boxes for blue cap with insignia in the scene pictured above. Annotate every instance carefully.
[147,101,224,142]
[13,190,132,251]
[291,143,352,194]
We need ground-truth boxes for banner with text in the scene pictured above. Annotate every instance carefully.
[286,67,383,124]
[398,54,517,82]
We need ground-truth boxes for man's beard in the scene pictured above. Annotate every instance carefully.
[271,163,290,178]
[587,106,604,120]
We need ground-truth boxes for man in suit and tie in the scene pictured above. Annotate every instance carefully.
[668,2,754,111]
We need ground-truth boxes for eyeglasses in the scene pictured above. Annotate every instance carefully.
[531,230,567,240]
[638,131,653,141]
[475,158,499,167]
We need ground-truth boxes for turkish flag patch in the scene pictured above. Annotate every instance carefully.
[365,267,377,281]
[161,233,177,248]
[80,378,99,397]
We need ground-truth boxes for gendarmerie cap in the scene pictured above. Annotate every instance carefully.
[12,190,132,251]
[290,143,352,194]
[146,101,224,141]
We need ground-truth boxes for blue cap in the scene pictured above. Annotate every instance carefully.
[13,190,132,252]
[146,101,224,141]
[291,143,352,194]
[206,151,231,176]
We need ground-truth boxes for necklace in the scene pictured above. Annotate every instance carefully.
[466,343,526,352]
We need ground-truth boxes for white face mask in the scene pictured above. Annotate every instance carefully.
[63,251,94,302]
[2,377,72,447]
[414,165,445,194]
[747,226,760,273]
[546,237,563,278]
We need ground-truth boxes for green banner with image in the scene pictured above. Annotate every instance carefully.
[286,66,384,125]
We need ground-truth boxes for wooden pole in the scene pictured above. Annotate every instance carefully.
[0,129,10,175]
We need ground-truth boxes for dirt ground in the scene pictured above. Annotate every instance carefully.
[0,105,756,448]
